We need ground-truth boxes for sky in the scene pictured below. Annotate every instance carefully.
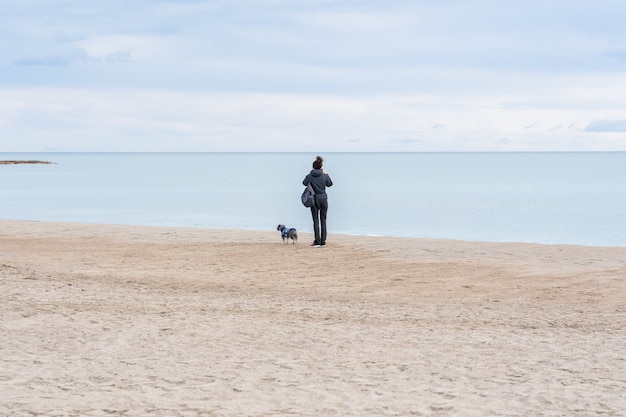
[1,0,626,152]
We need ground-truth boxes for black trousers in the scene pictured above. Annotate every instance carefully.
[310,198,328,245]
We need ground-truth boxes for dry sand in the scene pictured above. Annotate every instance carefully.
[1,220,625,417]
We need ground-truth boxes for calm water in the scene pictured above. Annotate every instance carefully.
[1,152,625,246]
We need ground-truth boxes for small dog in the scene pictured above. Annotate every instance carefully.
[277,224,298,244]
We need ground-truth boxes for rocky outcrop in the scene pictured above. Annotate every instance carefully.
[0,160,55,165]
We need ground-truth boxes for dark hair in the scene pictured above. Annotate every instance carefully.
[312,155,323,170]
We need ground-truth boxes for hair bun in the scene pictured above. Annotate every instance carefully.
[312,155,324,170]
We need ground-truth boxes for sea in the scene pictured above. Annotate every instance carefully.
[1,152,625,247]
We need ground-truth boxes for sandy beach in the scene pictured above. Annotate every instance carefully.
[1,220,625,417]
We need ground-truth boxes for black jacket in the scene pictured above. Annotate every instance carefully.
[303,169,333,199]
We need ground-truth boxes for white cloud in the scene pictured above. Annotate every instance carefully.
[0,86,622,152]
[70,35,148,61]
[1,0,626,151]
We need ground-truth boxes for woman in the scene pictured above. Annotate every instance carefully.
[303,155,333,247]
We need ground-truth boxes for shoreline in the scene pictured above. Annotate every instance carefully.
[2,219,625,416]
[2,218,624,249]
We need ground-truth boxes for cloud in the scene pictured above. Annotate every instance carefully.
[584,119,626,132]
[2,1,626,151]
[388,138,424,145]
[14,48,132,66]
[16,54,86,67]
[602,50,626,62]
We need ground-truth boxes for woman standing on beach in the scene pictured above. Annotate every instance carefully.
[303,156,333,247]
